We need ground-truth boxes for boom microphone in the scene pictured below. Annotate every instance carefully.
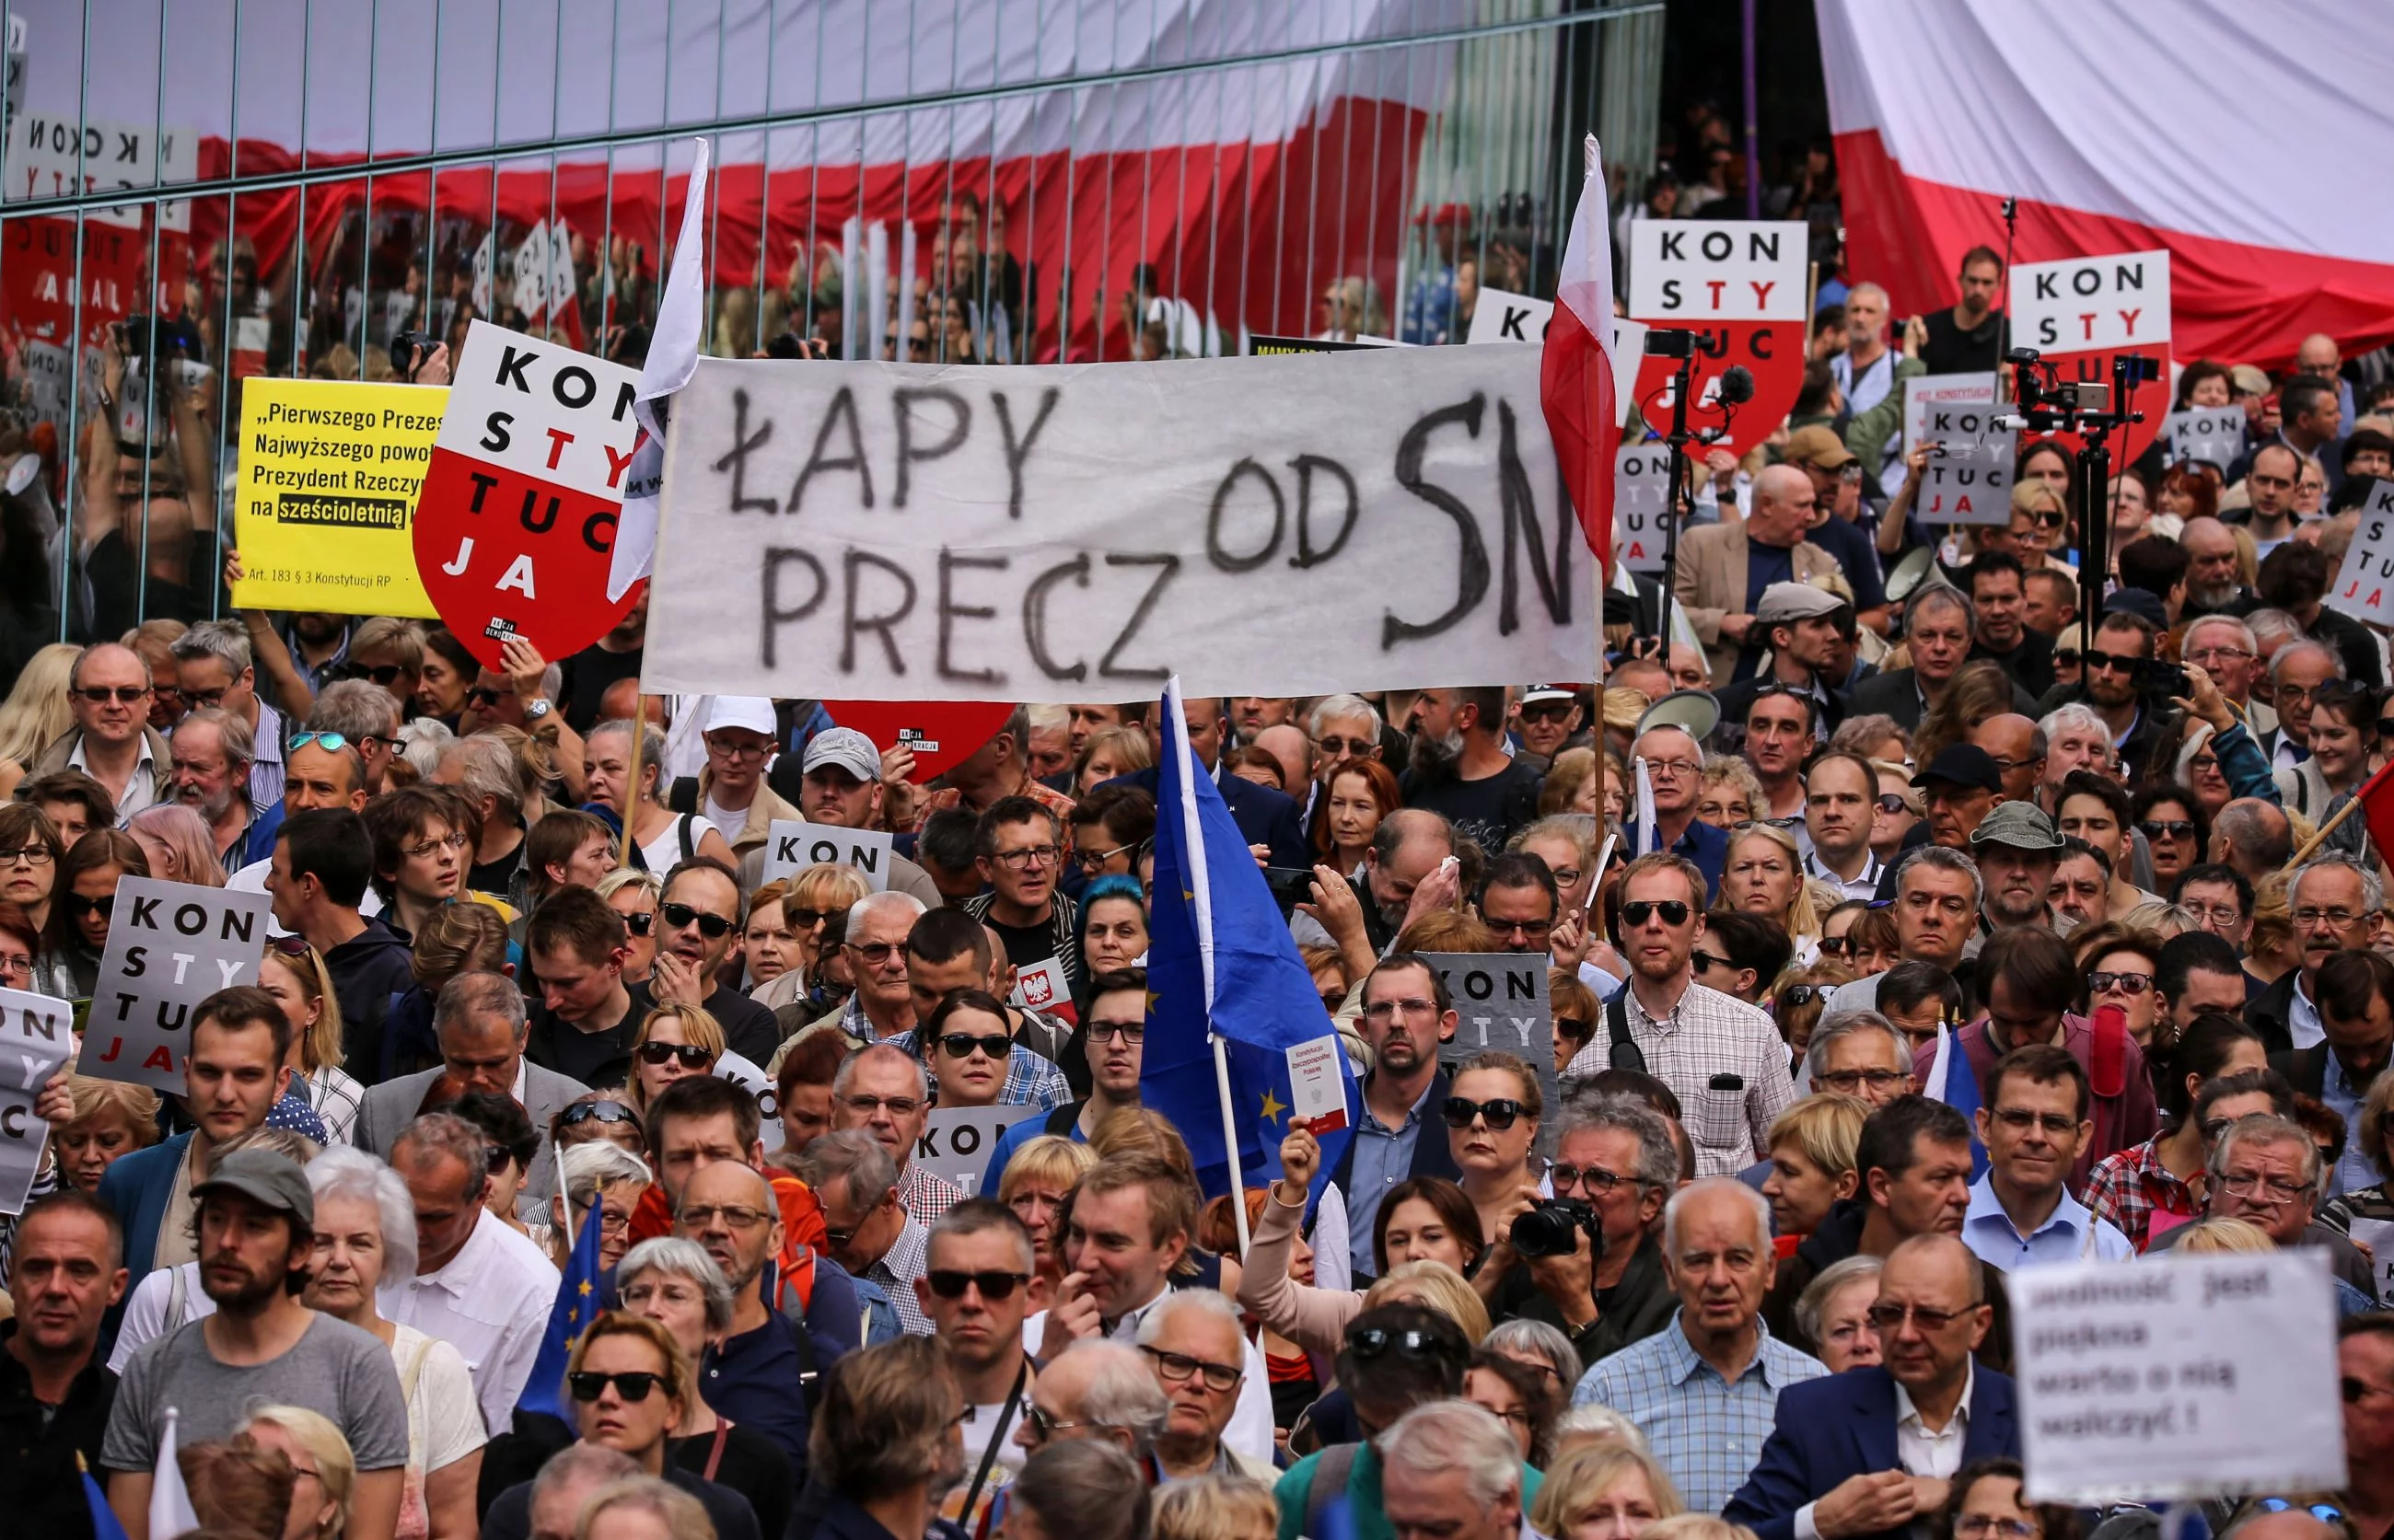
[1717,365,1756,406]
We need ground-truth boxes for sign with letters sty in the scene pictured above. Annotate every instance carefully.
[2008,249,2172,465]
[233,378,444,617]
[760,819,895,892]
[0,987,74,1215]
[76,878,271,1094]
[2330,480,2394,628]
[643,347,1587,701]
[1625,221,1807,456]
[1422,952,1555,1150]
[412,318,645,671]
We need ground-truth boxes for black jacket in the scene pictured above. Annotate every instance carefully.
[1761,1198,2016,1373]
[1112,762,1310,871]
[2029,682,2183,785]
[2270,1043,2334,1099]
[1970,626,2057,700]
[324,916,420,1085]
[2248,970,2299,1058]
[1487,1230,1677,1365]
[0,1322,115,1540]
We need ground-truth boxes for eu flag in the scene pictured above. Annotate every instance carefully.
[1141,677,1358,1202]
[516,1186,607,1420]
[83,1467,130,1540]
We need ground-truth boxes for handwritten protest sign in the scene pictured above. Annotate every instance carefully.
[1612,444,1673,574]
[76,878,271,1093]
[412,318,645,670]
[1423,952,1555,1147]
[0,988,74,1214]
[917,1106,1038,1195]
[1901,373,1997,456]
[1625,221,1807,455]
[645,347,1586,701]
[2330,480,2394,627]
[232,379,445,617]
[2009,249,2172,464]
[2013,1251,2345,1504]
[760,820,895,892]
[2167,404,2247,470]
[1913,400,2015,525]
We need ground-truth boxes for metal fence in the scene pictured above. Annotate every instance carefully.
[0,0,1657,655]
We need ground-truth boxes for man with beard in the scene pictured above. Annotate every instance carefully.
[1333,952,1462,1279]
[1400,687,1544,853]
[1965,552,2056,699]
[172,621,286,810]
[1965,803,2071,945]
[1713,585,1851,744]
[2179,516,2250,621]
[2032,606,2178,782]
[101,1149,409,1540]
[169,707,257,866]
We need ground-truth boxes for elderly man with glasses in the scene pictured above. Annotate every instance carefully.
[831,1043,962,1225]
[2145,1111,2377,1303]
[1623,725,1732,903]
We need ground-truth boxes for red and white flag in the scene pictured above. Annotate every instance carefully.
[1541,133,1621,565]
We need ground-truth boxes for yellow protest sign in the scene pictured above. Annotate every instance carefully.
[231,378,447,617]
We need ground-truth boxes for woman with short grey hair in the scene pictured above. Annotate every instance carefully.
[1792,1253,1885,1373]
[614,1237,793,1538]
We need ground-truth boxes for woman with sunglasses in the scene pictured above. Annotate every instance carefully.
[0,804,64,951]
[344,618,425,714]
[2130,785,2208,894]
[598,869,666,986]
[2071,922,2164,1049]
[441,1089,546,1246]
[297,1146,483,1540]
[628,1005,729,1117]
[1866,762,1920,867]
[554,1093,649,1157]
[262,937,365,1144]
[1439,1052,1546,1255]
[1770,961,1854,1066]
[916,989,1019,1109]
[616,1238,794,1540]
[40,828,147,998]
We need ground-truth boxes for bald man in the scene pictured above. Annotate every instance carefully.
[30,643,172,816]
[1673,463,1843,686]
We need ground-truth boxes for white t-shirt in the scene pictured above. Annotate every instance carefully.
[111,1262,211,1372]
[391,1322,490,1468]
[638,813,721,874]
[703,792,750,845]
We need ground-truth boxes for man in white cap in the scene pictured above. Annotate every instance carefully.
[800,726,951,909]
[1512,685,1588,772]
[690,696,808,891]
[1711,581,1852,743]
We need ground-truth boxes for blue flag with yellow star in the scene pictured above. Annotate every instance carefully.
[516,1186,606,1420]
[1140,677,1358,1204]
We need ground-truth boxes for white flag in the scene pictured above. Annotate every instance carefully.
[151,1405,201,1540]
[609,136,712,602]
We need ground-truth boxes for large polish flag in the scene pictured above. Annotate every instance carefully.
[1819,0,2394,365]
[1541,135,1621,564]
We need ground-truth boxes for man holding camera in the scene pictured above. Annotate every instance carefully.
[2029,600,2181,783]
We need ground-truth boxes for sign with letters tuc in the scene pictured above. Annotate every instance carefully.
[412,318,645,671]
[76,878,271,1094]
[0,987,74,1214]
[1626,221,1807,457]
[2008,249,2173,465]
[642,346,1587,701]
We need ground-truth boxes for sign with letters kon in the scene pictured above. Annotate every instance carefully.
[1625,220,1807,456]
[2008,249,2172,464]
[642,346,1588,701]
[412,318,645,671]
[760,820,894,892]
[1423,952,1555,1150]
[76,878,271,1093]
[917,1106,1038,1195]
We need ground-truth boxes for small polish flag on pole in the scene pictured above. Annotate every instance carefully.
[1540,133,1623,564]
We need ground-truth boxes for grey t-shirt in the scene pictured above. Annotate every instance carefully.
[103,1312,411,1474]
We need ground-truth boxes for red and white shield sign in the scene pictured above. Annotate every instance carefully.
[817,701,1017,783]
[413,318,645,671]
[1626,219,1811,458]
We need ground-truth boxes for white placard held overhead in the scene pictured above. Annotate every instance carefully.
[1902,373,1997,456]
[1912,400,2014,526]
[2012,1251,2345,1504]
[916,1106,1039,1196]
[2009,249,2173,354]
[1612,444,1673,574]
[76,879,273,1093]
[0,989,74,1214]
[759,820,894,892]
[2167,404,2247,469]
[2330,481,2394,628]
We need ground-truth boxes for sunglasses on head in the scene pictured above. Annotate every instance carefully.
[287,731,352,756]
[926,1268,1030,1300]
[567,1371,662,1403]
[1441,1095,1528,1130]
[1619,898,1691,927]
[560,1100,642,1133]
[660,901,733,939]
[637,1041,714,1069]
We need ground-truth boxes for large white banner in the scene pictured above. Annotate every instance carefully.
[645,346,1592,701]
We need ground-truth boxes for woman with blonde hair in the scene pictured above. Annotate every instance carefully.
[1540,746,1602,817]
[627,1004,742,1117]
[2245,872,2298,987]
[596,867,664,985]
[1720,824,1821,961]
[53,1076,162,1190]
[261,937,364,1143]
[125,803,227,887]
[1531,1442,1685,1540]
[749,863,870,1013]
[1697,757,1764,829]
[1151,1472,1276,1540]
[998,1135,1098,1297]
[1075,723,1155,794]
[0,642,82,799]
[239,1405,359,1540]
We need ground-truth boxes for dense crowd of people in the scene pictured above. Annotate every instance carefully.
[0,99,2388,1540]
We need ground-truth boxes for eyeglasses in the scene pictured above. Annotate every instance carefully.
[1864,1302,1968,1332]
[1991,1107,2081,1136]
[63,893,115,920]
[1551,1163,1646,1196]
[1141,1345,1243,1392]
[0,846,54,866]
[1021,1403,1087,1443]
[704,736,773,760]
[1345,1326,1450,1361]
[841,1093,924,1117]
[559,1100,643,1133]
[679,1203,771,1229]
[2086,971,2153,996]
[1441,1095,1528,1130]
[848,940,911,965]
[1318,735,1376,757]
[784,907,831,929]
[1095,1022,1147,1045]
[2295,908,2360,927]
[1075,842,1137,873]
[994,845,1062,870]
[483,1144,516,1173]
[938,1032,1012,1060]
[2136,820,2196,839]
[1493,917,1554,942]
[1620,899,1691,927]
[73,685,149,703]
[1518,701,1576,724]
[1817,1068,1908,1093]
[1361,998,1438,1023]
[2189,755,2220,774]
[927,1269,1030,1300]
[1955,1519,2040,1540]
[2254,1502,2347,1526]
[2182,646,2254,666]
[638,1041,715,1069]
[2053,649,2082,668]
[1553,1015,1592,1042]
[567,1371,663,1402]
[1817,936,1857,957]
[613,909,656,938]
[1644,758,1702,779]
[404,831,471,859]
[2217,1173,2307,1204]
[660,901,733,939]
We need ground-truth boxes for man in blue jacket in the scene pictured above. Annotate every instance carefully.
[1112,695,1308,871]
[1726,1234,2019,1540]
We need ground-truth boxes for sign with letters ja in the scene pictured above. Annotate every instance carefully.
[76,878,270,1093]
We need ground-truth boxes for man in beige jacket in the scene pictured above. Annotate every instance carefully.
[1672,463,1842,686]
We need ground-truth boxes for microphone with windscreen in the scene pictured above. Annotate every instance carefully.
[1716,365,1756,406]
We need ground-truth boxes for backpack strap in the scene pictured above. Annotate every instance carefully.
[1304,1443,1363,1538]
[1606,993,1649,1074]
[166,1264,190,1333]
[678,814,697,862]
[1044,1101,1082,1136]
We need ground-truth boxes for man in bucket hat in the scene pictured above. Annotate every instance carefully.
[1969,800,2078,949]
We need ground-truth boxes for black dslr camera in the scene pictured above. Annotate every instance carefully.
[1510,1197,1600,1259]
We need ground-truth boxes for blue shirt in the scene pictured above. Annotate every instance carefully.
[697,1259,862,1482]
[1622,816,1729,903]
[1961,1175,2134,1268]
[2321,1054,2378,1198]
[1345,1075,1438,1278]
[982,1106,1080,1191]
[1574,1311,1827,1513]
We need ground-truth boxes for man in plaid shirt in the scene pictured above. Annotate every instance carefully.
[831,1043,964,1224]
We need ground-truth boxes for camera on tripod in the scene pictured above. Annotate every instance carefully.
[1511,1197,1602,1258]
[2006,348,2111,416]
